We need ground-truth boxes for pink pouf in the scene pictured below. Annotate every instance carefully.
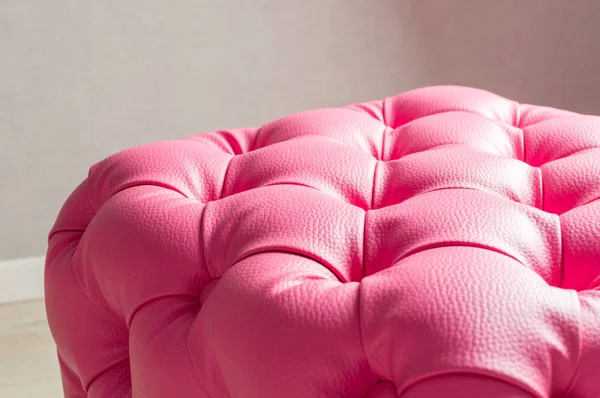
[46,86,600,397]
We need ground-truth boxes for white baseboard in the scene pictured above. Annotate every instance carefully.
[0,256,45,304]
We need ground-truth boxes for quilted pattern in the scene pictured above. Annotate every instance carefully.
[45,86,600,398]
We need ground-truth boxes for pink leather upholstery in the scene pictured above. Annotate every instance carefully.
[45,86,600,397]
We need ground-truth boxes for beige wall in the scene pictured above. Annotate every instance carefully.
[2,1,600,260]
[409,0,600,114]
[1,1,425,260]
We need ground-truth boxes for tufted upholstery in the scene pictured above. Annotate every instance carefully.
[45,86,600,398]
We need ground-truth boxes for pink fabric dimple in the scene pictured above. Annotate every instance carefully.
[376,146,541,209]
[45,86,600,397]
[385,111,523,161]
[222,136,377,209]
[522,115,600,167]
[382,85,519,128]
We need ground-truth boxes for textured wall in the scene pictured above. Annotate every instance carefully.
[408,0,600,113]
[1,1,423,260]
[2,1,600,260]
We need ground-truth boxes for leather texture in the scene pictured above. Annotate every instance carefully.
[45,86,600,397]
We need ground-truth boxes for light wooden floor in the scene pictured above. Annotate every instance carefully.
[0,299,63,397]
